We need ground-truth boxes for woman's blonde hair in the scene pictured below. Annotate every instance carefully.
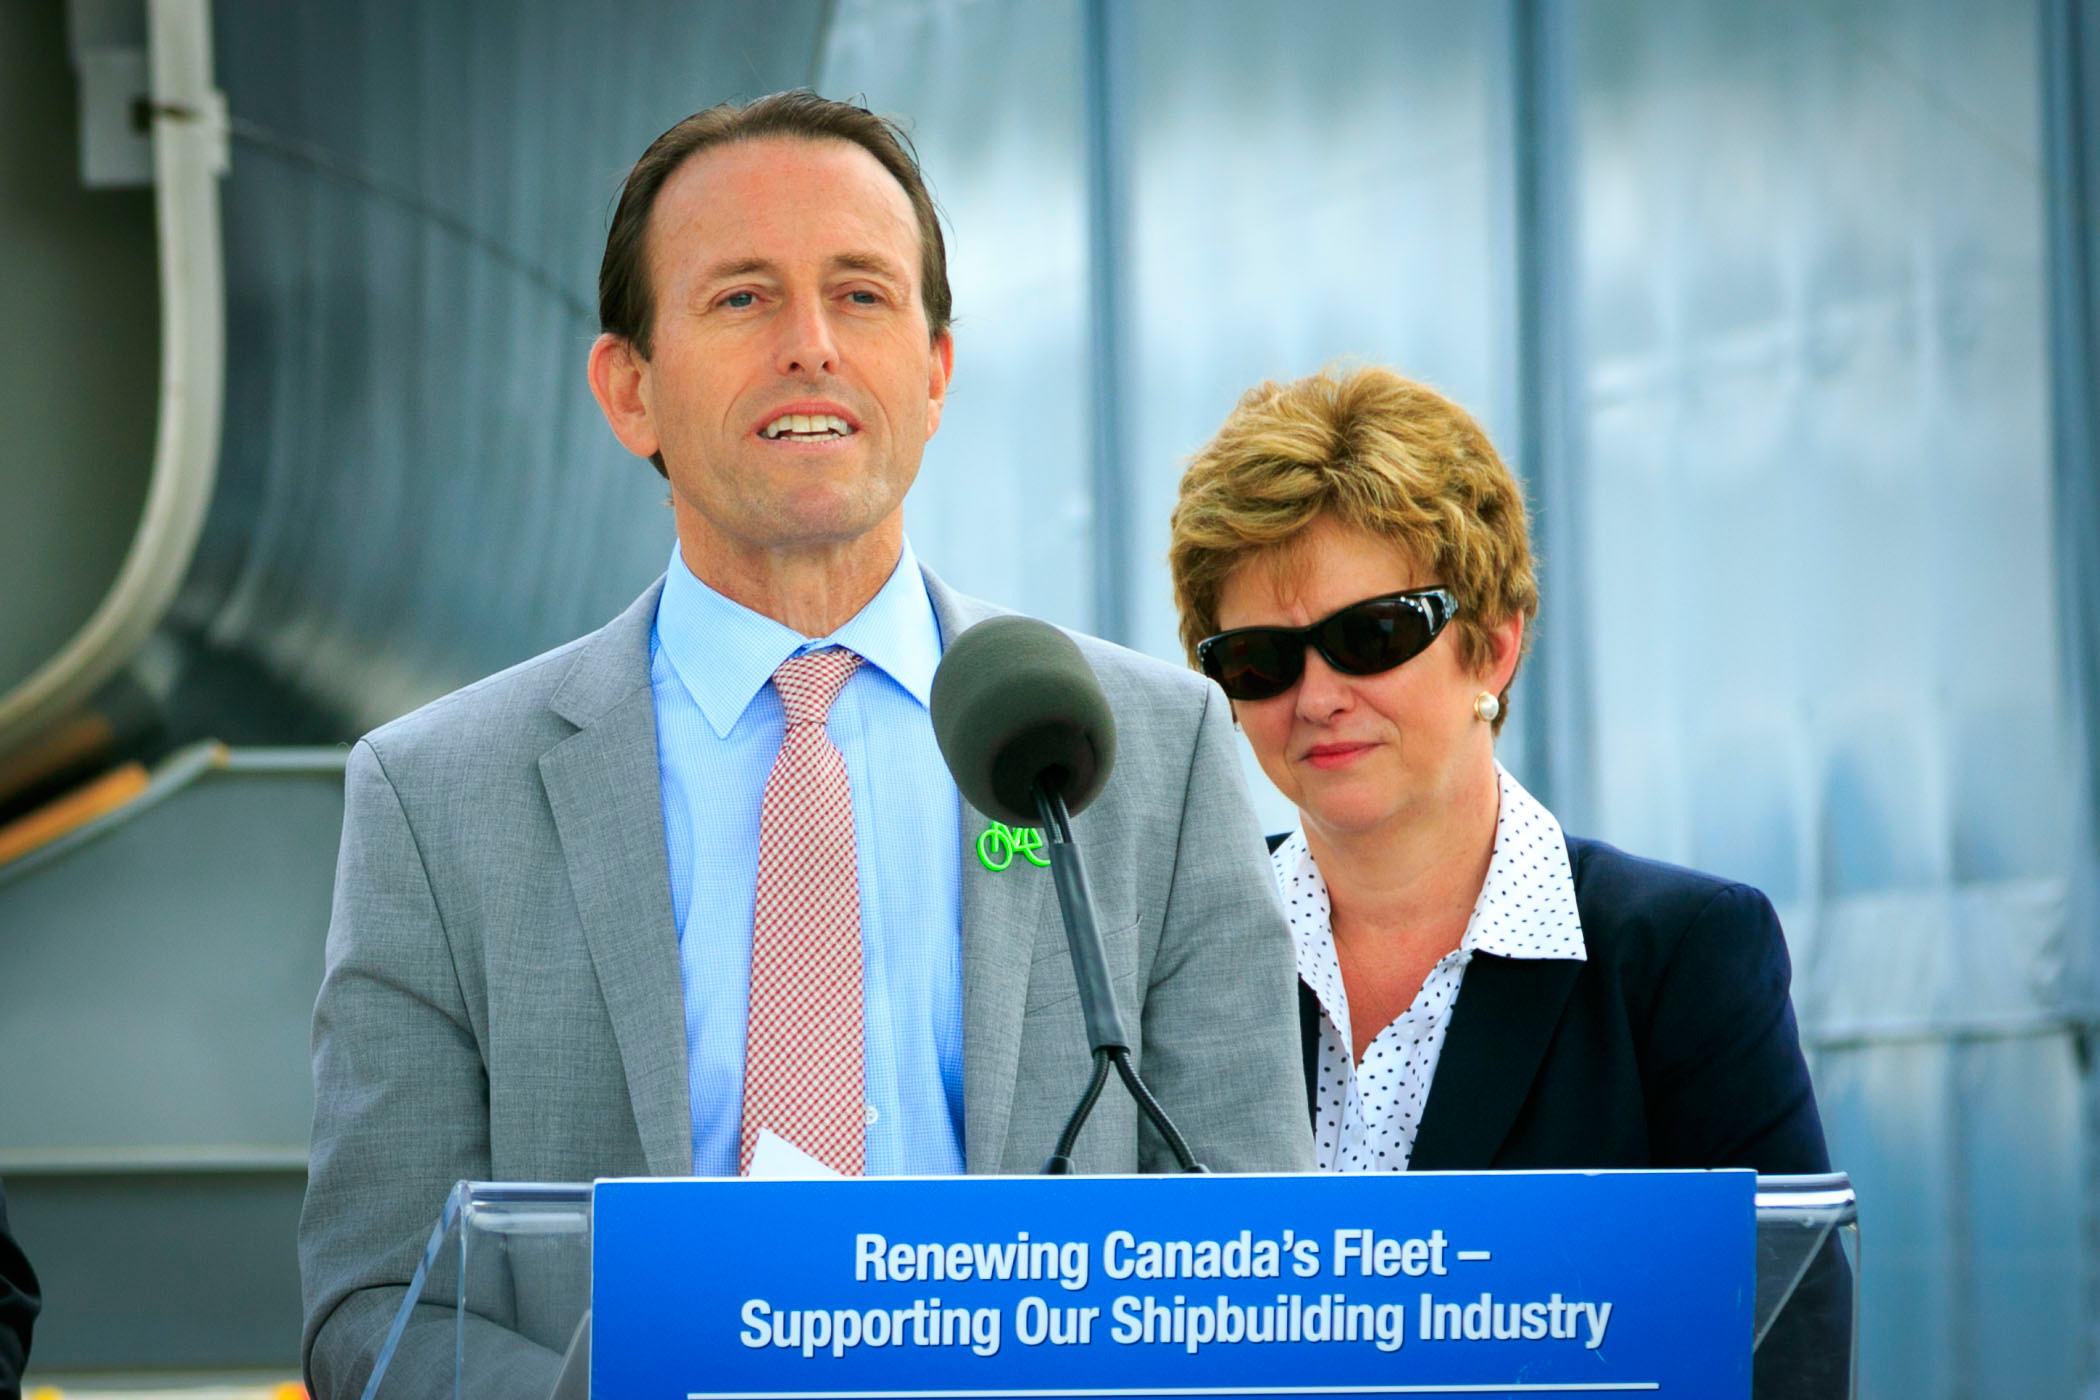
[1168,366,1538,730]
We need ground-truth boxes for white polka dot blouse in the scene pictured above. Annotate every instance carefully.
[1277,762,1585,1173]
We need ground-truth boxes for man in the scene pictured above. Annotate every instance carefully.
[299,91,1310,1395]
[0,1181,36,1400]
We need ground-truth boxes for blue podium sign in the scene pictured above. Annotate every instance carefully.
[592,1170,1754,1399]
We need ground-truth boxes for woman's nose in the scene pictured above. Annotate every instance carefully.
[1294,647,1355,720]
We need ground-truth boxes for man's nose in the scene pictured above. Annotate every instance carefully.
[775,296,840,377]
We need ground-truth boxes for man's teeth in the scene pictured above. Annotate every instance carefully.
[760,413,853,440]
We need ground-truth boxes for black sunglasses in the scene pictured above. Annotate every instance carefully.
[1196,587,1461,701]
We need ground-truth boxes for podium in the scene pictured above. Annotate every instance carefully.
[359,1173,1857,1400]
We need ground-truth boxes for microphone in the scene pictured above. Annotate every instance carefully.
[928,615,1116,826]
[931,617,1204,1174]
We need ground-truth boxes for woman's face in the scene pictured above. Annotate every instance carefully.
[1213,515,1507,843]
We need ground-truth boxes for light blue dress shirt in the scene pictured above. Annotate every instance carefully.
[649,539,965,1176]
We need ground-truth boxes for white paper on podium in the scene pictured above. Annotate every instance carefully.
[749,1128,843,1179]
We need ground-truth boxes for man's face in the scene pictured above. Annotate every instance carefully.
[627,136,951,560]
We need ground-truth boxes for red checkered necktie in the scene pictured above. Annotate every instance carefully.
[740,646,866,1176]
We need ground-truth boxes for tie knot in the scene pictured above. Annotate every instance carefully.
[772,648,863,726]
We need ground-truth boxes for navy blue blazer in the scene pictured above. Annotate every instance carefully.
[1281,833,1842,1398]
[1289,833,1830,1174]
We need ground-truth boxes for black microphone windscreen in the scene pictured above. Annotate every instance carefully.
[930,616,1118,826]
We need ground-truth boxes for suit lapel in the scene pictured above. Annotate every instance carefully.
[1409,955,1581,1170]
[540,581,693,1176]
[958,808,1051,1171]
[923,569,1047,1172]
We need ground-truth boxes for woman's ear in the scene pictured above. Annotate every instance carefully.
[1482,609,1525,697]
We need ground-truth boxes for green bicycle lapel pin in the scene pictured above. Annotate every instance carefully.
[976,820,1051,872]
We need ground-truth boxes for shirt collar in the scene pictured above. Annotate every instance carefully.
[1276,760,1584,979]
[1463,763,1585,961]
[653,537,942,739]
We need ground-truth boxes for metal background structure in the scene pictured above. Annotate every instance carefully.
[0,0,2092,1389]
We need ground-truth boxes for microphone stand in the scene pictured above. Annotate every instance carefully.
[1033,782,1206,1175]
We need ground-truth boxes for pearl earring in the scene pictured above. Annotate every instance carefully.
[1473,691,1501,724]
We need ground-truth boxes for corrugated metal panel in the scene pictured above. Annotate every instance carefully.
[1575,1,2085,1394]
[173,0,830,734]
[1121,0,1520,835]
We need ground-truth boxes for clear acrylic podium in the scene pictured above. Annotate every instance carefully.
[360,1173,1859,1400]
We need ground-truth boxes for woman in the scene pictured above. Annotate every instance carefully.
[1168,366,1829,1175]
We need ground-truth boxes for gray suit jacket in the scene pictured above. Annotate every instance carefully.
[299,570,1312,1396]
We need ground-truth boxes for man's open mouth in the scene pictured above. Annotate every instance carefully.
[759,413,855,441]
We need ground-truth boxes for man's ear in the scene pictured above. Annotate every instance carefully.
[924,330,954,440]
[587,333,661,461]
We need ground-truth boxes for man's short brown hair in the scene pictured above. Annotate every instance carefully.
[1168,366,1539,731]
[597,90,953,475]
